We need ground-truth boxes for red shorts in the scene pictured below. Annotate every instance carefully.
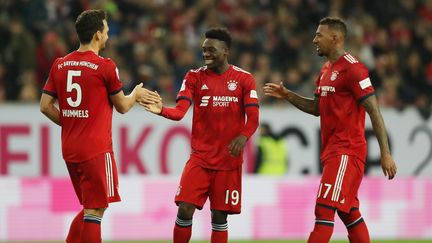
[316,154,364,213]
[175,160,242,214]
[66,152,121,209]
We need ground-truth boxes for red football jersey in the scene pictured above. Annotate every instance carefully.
[178,65,259,170]
[43,51,123,162]
[314,52,375,162]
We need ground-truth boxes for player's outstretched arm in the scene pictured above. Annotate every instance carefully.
[264,82,319,116]
[362,95,397,180]
[136,87,162,105]
[139,98,191,121]
[111,83,160,114]
[40,93,61,126]
[141,100,163,114]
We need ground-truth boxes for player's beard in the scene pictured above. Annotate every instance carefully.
[315,46,324,56]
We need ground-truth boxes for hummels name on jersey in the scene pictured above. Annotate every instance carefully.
[62,109,89,118]
[213,96,238,107]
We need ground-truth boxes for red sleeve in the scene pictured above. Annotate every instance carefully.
[42,58,59,98]
[103,59,123,95]
[176,70,196,102]
[241,105,259,138]
[347,63,375,102]
[241,73,259,138]
[160,99,191,121]
[242,74,259,106]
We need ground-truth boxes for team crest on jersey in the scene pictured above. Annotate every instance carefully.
[227,80,238,91]
[330,71,338,81]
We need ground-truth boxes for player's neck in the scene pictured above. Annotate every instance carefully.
[210,62,230,74]
[327,49,345,63]
[77,43,100,55]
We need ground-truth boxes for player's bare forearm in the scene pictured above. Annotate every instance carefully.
[40,93,61,126]
[286,92,320,116]
[363,95,397,179]
[42,106,61,126]
[111,84,150,114]
[264,82,319,116]
[362,96,390,155]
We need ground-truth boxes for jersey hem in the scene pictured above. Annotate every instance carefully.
[189,157,242,171]
[64,150,114,163]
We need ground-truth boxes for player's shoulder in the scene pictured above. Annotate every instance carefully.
[231,65,252,75]
[98,55,116,67]
[340,53,367,69]
[189,65,208,73]
[231,65,254,84]
[185,66,207,80]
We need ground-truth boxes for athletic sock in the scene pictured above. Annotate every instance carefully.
[211,222,228,243]
[307,204,336,243]
[80,214,102,243]
[66,210,83,243]
[173,217,192,243]
[338,208,370,243]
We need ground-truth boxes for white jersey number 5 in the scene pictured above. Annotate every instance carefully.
[66,70,82,107]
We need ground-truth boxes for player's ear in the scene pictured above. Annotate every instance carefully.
[223,46,229,56]
[332,32,343,44]
[95,30,102,41]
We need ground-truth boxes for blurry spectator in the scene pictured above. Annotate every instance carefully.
[0,63,6,103]
[18,70,39,102]
[36,31,67,88]
[4,17,36,100]
[255,123,288,175]
[378,76,403,109]
[414,93,432,120]
[0,0,429,119]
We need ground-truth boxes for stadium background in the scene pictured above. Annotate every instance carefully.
[0,0,431,242]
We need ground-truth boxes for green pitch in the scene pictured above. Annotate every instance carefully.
[1,240,430,243]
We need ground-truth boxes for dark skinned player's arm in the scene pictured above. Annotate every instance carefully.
[285,91,320,117]
[361,94,391,155]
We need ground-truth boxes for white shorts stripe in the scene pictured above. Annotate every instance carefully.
[108,153,114,197]
[105,153,110,197]
[335,155,348,201]
[105,153,114,197]
[332,155,348,201]
[331,155,344,201]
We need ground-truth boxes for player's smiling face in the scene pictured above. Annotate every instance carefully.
[313,25,333,57]
[202,38,228,69]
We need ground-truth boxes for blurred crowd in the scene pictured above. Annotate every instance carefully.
[0,0,431,119]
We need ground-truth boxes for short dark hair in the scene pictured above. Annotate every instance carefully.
[205,27,232,49]
[319,17,347,38]
[75,9,106,44]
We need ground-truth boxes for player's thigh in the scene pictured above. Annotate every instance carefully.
[66,162,84,204]
[209,166,242,214]
[317,154,364,213]
[69,152,121,209]
[175,160,211,210]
